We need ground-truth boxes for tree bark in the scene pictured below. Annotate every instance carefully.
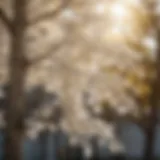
[143,124,156,160]
[143,49,160,160]
[143,20,160,160]
[4,0,28,160]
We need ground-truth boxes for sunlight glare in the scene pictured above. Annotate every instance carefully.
[110,2,128,20]
[142,36,157,53]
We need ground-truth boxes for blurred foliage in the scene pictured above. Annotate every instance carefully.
[0,0,158,134]
[98,0,156,119]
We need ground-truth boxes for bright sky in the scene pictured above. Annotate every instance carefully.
[60,0,156,52]
[110,2,128,20]
[102,0,156,52]
[108,1,141,36]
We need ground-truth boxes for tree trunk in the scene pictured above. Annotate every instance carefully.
[4,0,28,160]
[143,17,160,160]
[143,89,158,160]
[143,52,160,160]
[143,125,156,160]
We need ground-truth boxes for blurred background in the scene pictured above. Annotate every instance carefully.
[0,0,160,160]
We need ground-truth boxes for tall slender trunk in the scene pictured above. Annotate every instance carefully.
[143,103,157,160]
[143,50,160,160]
[143,124,156,160]
[143,24,160,160]
[4,0,28,160]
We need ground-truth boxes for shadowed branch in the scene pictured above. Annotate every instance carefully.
[0,8,14,35]
[29,0,71,25]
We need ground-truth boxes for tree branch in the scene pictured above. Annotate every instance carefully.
[29,0,70,25]
[27,0,71,66]
[0,8,15,35]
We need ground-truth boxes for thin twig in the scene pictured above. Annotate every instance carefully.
[0,8,15,35]
[29,0,70,25]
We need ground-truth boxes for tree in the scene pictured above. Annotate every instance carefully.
[2,1,29,160]
[142,1,160,160]
[85,1,159,159]
[101,1,160,160]
[0,0,69,160]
